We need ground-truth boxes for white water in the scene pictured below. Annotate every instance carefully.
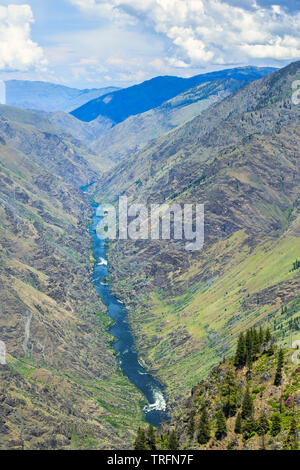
[144,389,167,413]
[97,257,108,266]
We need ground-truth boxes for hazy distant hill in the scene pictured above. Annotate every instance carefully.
[35,109,114,150]
[71,67,276,124]
[4,80,119,112]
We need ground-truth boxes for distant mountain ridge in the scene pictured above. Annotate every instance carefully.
[4,80,120,113]
[89,76,268,162]
[71,67,277,124]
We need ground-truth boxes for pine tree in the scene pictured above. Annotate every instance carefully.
[274,349,284,386]
[264,327,272,346]
[197,408,210,445]
[168,429,179,450]
[278,348,284,367]
[245,329,253,364]
[258,326,264,350]
[252,328,260,357]
[234,412,242,434]
[257,411,270,449]
[241,387,253,419]
[134,427,147,450]
[270,414,281,437]
[234,333,246,368]
[215,409,227,440]
[188,412,195,440]
[222,370,238,417]
[147,424,156,450]
[242,416,257,440]
[283,417,298,450]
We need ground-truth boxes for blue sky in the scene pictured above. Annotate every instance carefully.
[0,0,299,89]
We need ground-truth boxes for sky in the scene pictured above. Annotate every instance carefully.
[0,0,299,89]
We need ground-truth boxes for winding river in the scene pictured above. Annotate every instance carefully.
[88,201,168,427]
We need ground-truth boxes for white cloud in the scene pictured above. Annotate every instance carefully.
[0,4,47,72]
[68,0,300,66]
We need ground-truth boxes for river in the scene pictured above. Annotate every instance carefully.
[88,202,168,427]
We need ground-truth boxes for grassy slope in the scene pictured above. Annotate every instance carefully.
[129,230,300,400]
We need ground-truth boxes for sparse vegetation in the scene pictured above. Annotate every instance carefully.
[133,327,299,450]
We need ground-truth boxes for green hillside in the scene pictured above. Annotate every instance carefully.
[134,328,299,450]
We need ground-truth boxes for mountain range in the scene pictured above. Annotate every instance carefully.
[71,67,276,124]
[0,61,299,450]
[88,77,262,162]
[4,80,119,113]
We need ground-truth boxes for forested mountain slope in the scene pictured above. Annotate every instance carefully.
[134,328,299,451]
[40,69,273,161]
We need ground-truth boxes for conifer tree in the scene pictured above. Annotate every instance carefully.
[258,326,264,350]
[278,348,284,367]
[222,370,238,417]
[241,387,253,419]
[264,327,272,346]
[147,424,156,450]
[168,429,179,450]
[270,414,281,437]
[215,409,227,440]
[245,329,253,363]
[252,328,260,357]
[283,417,298,450]
[242,416,257,440]
[134,427,147,450]
[188,412,195,440]
[234,333,246,368]
[234,412,242,434]
[246,351,253,370]
[257,411,270,449]
[274,349,284,386]
[197,408,210,445]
